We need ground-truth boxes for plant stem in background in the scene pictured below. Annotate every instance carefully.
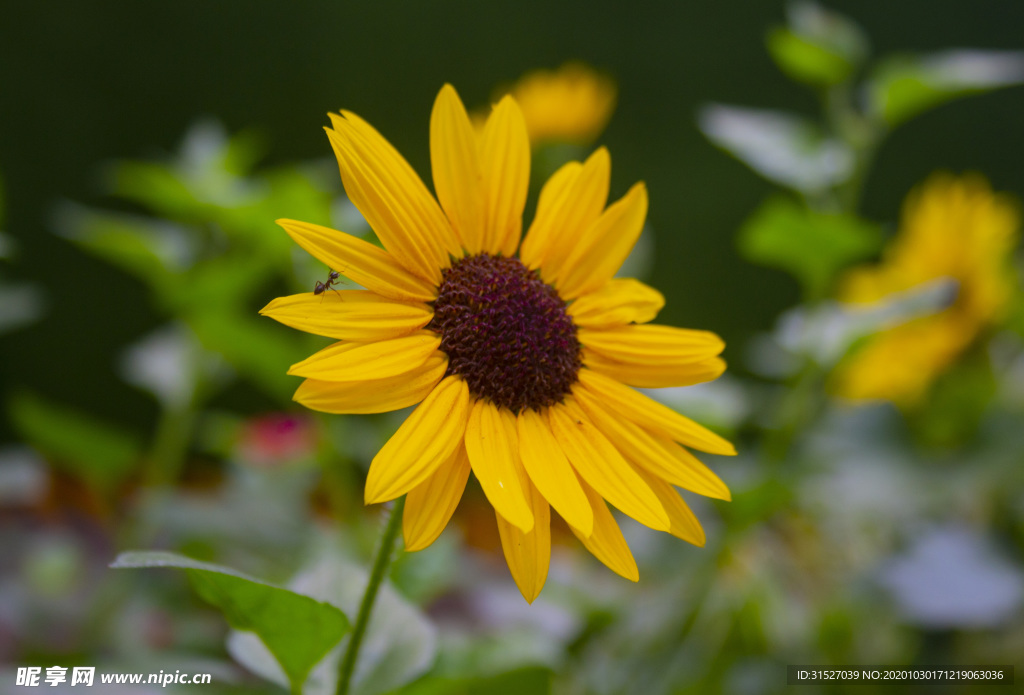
[144,403,197,488]
[762,83,884,465]
[335,496,405,695]
[823,83,882,216]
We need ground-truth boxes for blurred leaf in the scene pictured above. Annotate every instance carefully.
[396,667,553,695]
[165,254,276,315]
[0,284,45,334]
[58,204,191,291]
[223,128,270,177]
[772,278,957,365]
[188,310,306,401]
[108,161,212,223]
[738,196,880,298]
[7,391,141,489]
[698,105,853,193]
[259,168,336,240]
[112,550,349,692]
[767,29,854,87]
[910,350,997,447]
[868,50,1024,127]
[111,122,263,222]
[228,544,437,695]
[767,1,868,87]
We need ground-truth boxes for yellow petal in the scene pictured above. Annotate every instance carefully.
[548,398,669,532]
[577,369,736,456]
[517,408,593,536]
[655,436,732,500]
[260,291,432,342]
[496,472,551,603]
[519,160,581,269]
[568,478,639,582]
[579,325,725,363]
[403,444,472,551]
[567,278,665,328]
[574,387,730,500]
[293,352,447,414]
[287,332,440,381]
[556,182,648,298]
[464,400,534,533]
[276,219,436,302]
[365,376,470,503]
[430,84,484,254]
[326,116,458,283]
[632,466,706,547]
[333,110,427,186]
[583,349,727,388]
[479,95,530,256]
[521,148,610,280]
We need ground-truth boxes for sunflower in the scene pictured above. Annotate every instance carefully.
[834,174,1019,405]
[261,84,734,602]
[500,62,617,146]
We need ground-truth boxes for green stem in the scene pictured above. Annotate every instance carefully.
[144,403,196,488]
[336,496,405,695]
[761,359,826,467]
[822,83,884,217]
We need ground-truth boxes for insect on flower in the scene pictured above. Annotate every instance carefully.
[313,270,342,300]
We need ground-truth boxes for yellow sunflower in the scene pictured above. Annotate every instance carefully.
[500,62,617,146]
[261,84,734,602]
[834,174,1019,406]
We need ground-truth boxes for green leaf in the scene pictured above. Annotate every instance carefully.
[868,50,1024,127]
[766,2,868,87]
[8,392,142,490]
[767,29,855,87]
[111,550,350,693]
[738,196,881,299]
[228,546,437,695]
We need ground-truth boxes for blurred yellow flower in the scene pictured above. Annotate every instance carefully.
[834,174,1019,405]
[261,84,732,602]
[496,62,617,146]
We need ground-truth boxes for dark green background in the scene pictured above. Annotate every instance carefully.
[2,1,1022,439]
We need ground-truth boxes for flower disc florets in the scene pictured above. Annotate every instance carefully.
[429,253,582,412]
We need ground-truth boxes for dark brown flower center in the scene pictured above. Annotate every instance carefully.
[429,253,582,413]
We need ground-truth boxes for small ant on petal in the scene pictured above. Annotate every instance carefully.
[314,270,342,301]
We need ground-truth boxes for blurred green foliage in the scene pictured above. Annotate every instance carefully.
[738,196,880,299]
[868,51,1024,127]
[61,123,336,402]
[766,1,868,87]
[9,391,142,492]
